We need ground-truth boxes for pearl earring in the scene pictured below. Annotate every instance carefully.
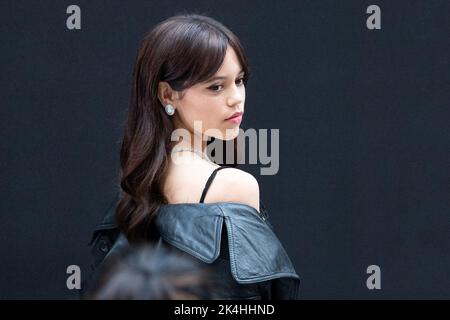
[164,104,175,116]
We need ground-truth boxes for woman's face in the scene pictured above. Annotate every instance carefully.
[171,46,246,141]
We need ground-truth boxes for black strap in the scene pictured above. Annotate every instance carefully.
[199,166,231,203]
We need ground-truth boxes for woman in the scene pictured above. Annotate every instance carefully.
[89,13,299,299]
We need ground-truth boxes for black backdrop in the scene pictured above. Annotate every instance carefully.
[1,0,449,299]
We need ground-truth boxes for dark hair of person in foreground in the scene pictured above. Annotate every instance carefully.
[87,244,213,300]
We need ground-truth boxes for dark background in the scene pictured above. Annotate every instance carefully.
[0,0,448,299]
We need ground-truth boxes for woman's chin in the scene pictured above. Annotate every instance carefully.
[223,127,240,140]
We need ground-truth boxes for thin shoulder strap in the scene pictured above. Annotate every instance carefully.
[199,166,231,203]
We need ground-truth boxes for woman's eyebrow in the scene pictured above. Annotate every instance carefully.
[205,69,245,82]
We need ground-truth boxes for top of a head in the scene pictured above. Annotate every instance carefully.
[90,244,213,300]
[139,13,249,93]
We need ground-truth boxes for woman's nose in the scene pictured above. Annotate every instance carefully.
[227,84,244,107]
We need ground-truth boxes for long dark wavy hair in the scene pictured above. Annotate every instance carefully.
[116,13,250,243]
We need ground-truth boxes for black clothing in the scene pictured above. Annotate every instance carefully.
[89,166,300,299]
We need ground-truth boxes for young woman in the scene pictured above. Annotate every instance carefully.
[89,13,299,300]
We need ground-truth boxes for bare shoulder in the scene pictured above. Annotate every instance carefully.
[163,154,260,212]
[163,156,220,204]
[205,167,260,212]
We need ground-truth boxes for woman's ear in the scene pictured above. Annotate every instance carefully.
[158,81,177,106]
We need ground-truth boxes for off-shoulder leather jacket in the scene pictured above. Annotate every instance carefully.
[88,200,300,300]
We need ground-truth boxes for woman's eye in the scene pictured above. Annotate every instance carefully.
[208,84,223,92]
[208,78,245,92]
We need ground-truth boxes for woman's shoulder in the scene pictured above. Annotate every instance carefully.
[206,167,260,212]
[164,157,260,212]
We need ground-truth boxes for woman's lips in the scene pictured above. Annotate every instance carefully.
[226,114,242,124]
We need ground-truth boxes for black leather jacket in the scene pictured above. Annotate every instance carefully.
[88,201,300,299]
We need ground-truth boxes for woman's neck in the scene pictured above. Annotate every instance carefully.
[170,124,208,153]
